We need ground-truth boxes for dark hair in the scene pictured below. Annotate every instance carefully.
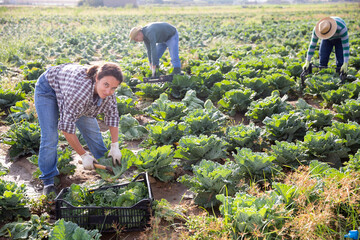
[87,63,123,83]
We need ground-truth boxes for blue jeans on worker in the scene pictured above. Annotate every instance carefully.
[34,71,107,186]
[319,38,344,69]
[156,30,181,68]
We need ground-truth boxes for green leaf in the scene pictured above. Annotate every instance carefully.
[175,134,228,168]
[144,93,187,121]
[232,148,279,181]
[119,114,148,140]
[96,148,137,182]
[136,145,176,182]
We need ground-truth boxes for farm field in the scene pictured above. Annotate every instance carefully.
[1,2,360,239]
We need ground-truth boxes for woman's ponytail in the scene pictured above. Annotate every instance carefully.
[86,65,99,82]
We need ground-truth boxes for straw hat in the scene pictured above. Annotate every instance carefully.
[315,17,337,40]
[129,26,142,42]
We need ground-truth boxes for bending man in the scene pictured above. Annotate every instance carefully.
[303,16,349,73]
[129,22,181,76]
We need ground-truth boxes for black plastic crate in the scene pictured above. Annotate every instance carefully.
[55,172,153,232]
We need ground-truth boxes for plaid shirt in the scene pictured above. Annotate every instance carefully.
[46,64,119,134]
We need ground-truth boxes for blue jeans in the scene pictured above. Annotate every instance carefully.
[319,38,344,69]
[34,72,107,185]
[156,30,181,68]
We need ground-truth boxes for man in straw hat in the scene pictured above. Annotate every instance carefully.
[303,16,349,74]
[129,22,181,77]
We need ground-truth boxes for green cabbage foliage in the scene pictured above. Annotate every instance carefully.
[119,114,148,141]
[116,96,140,116]
[15,80,36,94]
[342,149,360,173]
[295,98,333,130]
[218,88,256,116]
[135,82,169,100]
[116,82,135,99]
[182,100,227,136]
[1,121,41,159]
[200,69,224,89]
[342,81,360,99]
[235,67,261,79]
[63,181,147,208]
[324,121,360,154]
[0,179,30,223]
[168,74,201,99]
[144,93,187,121]
[181,89,204,111]
[135,145,176,182]
[5,99,37,124]
[174,134,228,169]
[178,159,242,208]
[28,147,76,184]
[209,80,242,102]
[0,88,26,110]
[96,149,137,182]
[0,214,52,240]
[232,148,280,181]
[57,147,76,174]
[321,88,352,106]
[216,192,285,238]
[302,131,350,168]
[271,182,299,207]
[225,123,262,152]
[309,160,347,179]
[334,99,360,122]
[266,73,295,95]
[286,64,303,78]
[304,74,340,95]
[262,111,307,142]
[270,141,309,167]
[49,219,101,240]
[215,59,235,74]
[245,90,293,122]
[145,120,188,146]
[241,77,272,98]
[22,66,45,80]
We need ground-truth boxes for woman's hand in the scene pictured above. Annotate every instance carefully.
[108,142,122,165]
[80,152,98,170]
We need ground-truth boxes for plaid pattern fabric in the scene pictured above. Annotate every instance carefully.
[306,17,350,63]
[46,64,119,134]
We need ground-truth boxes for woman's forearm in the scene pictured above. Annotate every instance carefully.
[108,126,119,143]
[62,131,86,156]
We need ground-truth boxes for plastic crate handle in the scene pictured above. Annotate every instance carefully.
[132,172,153,201]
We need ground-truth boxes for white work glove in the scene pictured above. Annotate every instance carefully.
[108,142,122,166]
[340,62,349,74]
[80,152,98,170]
[302,60,310,71]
